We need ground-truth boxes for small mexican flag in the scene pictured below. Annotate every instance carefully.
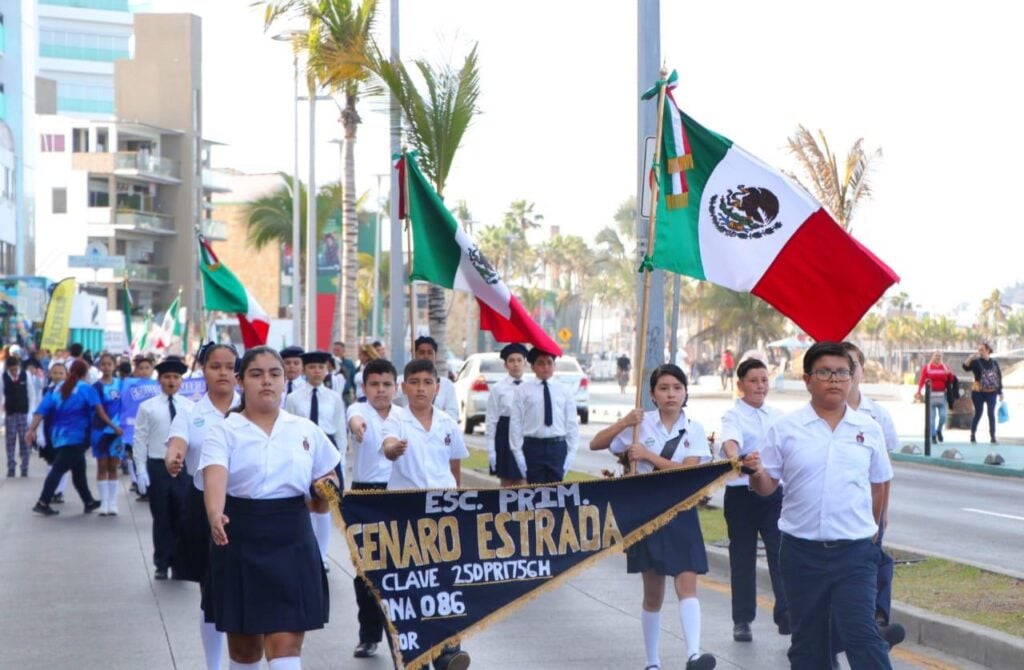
[161,289,183,339]
[122,278,133,349]
[198,235,270,348]
[648,75,898,341]
[398,153,562,355]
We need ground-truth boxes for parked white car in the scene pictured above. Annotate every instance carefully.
[453,352,591,434]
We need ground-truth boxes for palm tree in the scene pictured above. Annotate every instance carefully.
[371,44,481,373]
[979,289,1009,339]
[261,0,378,347]
[787,125,881,233]
[690,285,786,354]
[503,199,544,235]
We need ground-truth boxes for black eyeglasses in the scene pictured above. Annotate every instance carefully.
[811,368,852,382]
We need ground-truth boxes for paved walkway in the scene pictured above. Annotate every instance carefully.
[0,463,984,669]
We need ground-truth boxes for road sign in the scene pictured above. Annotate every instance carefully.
[557,327,572,343]
[68,255,126,269]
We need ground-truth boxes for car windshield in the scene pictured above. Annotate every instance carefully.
[555,360,581,373]
[481,359,505,373]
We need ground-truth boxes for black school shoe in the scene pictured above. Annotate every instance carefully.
[32,502,59,516]
[52,493,65,504]
[733,622,752,641]
[686,653,716,670]
[353,642,377,658]
[436,650,471,670]
[84,500,101,513]
[154,568,169,580]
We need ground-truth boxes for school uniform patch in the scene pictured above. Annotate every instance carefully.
[444,433,452,446]
[194,417,205,428]
[856,432,864,444]
[303,438,310,451]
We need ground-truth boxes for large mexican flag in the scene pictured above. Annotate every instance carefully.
[398,153,562,355]
[198,235,270,348]
[650,78,898,341]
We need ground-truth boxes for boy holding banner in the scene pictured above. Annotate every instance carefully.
[381,358,471,670]
[347,357,398,659]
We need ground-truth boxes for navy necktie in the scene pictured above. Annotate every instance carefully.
[310,387,319,425]
[514,380,522,385]
[168,395,176,421]
[287,379,294,395]
[542,380,553,427]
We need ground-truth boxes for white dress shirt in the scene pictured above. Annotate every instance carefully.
[508,376,580,476]
[394,375,460,421]
[199,410,340,500]
[381,405,468,490]
[485,375,523,468]
[134,392,195,472]
[281,376,307,408]
[285,383,348,474]
[609,410,707,475]
[760,403,894,541]
[720,399,783,487]
[167,392,240,490]
[347,402,394,484]
[854,394,900,453]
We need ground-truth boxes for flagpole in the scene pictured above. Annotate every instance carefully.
[403,150,416,357]
[196,233,212,348]
[630,65,670,475]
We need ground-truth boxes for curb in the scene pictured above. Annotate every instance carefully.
[705,545,1024,670]
[890,452,1024,478]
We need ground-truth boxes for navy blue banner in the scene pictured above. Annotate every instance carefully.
[340,460,735,670]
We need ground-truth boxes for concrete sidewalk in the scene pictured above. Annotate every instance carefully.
[0,463,983,669]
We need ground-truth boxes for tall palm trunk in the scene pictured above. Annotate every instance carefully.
[337,94,361,346]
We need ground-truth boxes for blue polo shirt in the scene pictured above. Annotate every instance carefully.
[34,382,101,448]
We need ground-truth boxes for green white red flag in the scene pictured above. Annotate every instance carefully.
[646,72,898,341]
[396,153,562,354]
[198,235,270,348]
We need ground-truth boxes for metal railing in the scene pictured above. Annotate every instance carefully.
[114,152,181,180]
[115,209,174,233]
[114,265,170,282]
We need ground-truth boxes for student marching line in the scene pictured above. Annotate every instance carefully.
[394,336,460,420]
[381,357,471,670]
[200,346,340,670]
[346,357,398,660]
[718,358,788,642]
[27,359,115,516]
[485,343,528,487]
[590,364,717,670]
[744,342,895,670]
[164,342,240,670]
[284,349,348,571]
[509,346,580,484]
[280,346,307,402]
[134,356,194,579]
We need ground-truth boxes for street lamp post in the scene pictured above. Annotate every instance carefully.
[272,30,306,347]
[373,173,387,340]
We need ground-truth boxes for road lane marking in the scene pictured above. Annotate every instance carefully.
[962,507,1024,522]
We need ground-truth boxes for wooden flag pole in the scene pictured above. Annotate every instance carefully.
[629,65,671,475]
[403,150,416,358]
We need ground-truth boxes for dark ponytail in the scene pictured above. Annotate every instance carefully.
[61,359,89,400]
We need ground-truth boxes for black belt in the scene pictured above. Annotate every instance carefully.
[783,533,870,549]
[524,436,566,445]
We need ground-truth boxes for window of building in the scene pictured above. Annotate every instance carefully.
[40,133,66,152]
[39,29,130,62]
[56,83,115,115]
[96,127,109,153]
[52,188,68,214]
[72,128,89,153]
[2,167,12,201]
[88,178,110,207]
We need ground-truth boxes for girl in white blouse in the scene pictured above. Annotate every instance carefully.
[200,346,339,670]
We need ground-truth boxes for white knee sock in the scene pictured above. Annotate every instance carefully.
[641,609,661,667]
[97,479,108,510]
[106,481,119,512]
[678,597,701,659]
[199,619,225,670]
[128,458,138,484]
[57,471,70,494]
[312,512,332,560]
[228,661,260,670]
[268,657,301,669]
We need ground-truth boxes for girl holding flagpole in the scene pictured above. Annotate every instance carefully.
[590,364,716,670]
[200,346,339,670]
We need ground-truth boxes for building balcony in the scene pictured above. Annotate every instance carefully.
[202,220,228,241]
[115,209,176,235]
[202,168,231,193]
[114,152,181,184]
[113,265,170,283]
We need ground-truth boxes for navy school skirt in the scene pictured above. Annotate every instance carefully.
[205,495,329,634]
[626,507,709,577]
[495,416,524,480]
[174,483,210,584]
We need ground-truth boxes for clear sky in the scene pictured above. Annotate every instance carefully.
[145,0,1023,315]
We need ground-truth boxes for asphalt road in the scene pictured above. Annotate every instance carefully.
[467,380,1024,577]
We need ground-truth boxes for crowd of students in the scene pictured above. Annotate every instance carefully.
[5,333,913,670]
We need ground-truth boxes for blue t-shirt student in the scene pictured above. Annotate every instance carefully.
[93,379,122,435]
[34,382,101,448]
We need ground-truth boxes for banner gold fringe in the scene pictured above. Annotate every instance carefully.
[321,458,740,670]
[666,192,689,209]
